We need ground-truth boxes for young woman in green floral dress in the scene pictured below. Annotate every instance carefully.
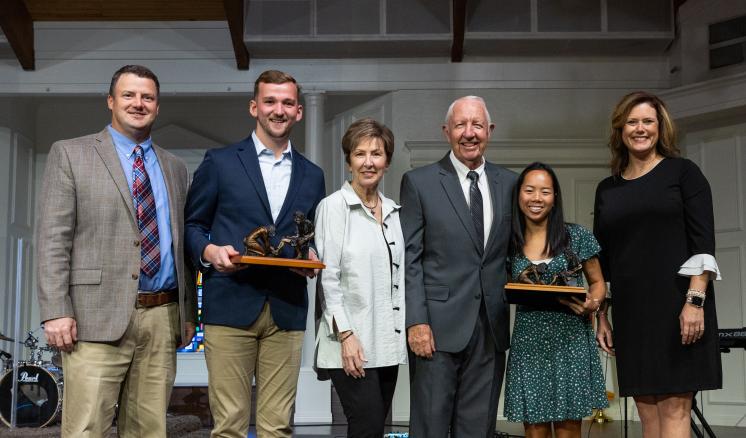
[504,162,608,438]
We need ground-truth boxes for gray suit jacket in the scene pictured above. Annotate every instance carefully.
[401,153,517,353]
[36,128,197,342]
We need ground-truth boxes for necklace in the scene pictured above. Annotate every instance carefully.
[362,196,379,213]
[352,185,379,213]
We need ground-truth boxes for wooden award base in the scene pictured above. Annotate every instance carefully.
[229,255,326,270]
[505,282,586,306]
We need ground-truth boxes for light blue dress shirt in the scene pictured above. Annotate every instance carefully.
[252,131,293,222]
[108,125,176,291]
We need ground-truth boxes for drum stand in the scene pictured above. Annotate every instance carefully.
[10,239,25,429]
[691,393,717,438]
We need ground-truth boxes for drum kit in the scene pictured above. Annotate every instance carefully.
[0,330,63,428]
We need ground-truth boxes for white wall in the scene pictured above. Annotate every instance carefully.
[32,96,301,154]
[684,123,746,426]
[384,88,659,203]
[18,80,746,426]
[673,0,746,87]
[0,98,38,360]
[2,0,746,427]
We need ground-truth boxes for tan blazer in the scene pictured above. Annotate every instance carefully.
[36,128,196,342]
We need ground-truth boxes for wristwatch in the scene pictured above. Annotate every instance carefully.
[686,295,705,308]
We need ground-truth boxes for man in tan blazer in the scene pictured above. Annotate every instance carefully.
[36,65,196,438]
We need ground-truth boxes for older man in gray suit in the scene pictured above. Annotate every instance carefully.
[401,96,517,437]
[36,65,196,437]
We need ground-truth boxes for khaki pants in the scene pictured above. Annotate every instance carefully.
[61,302,179,438]
[205,302,304,438]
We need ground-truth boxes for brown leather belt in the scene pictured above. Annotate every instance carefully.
[137,289,178,308]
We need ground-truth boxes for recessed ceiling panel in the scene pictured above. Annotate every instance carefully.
[467,0,530,32]
[246,0,311,36]
[386,0,450,34]
[537,0,601,32]
[607,0,672,32]
[317,0,380,35]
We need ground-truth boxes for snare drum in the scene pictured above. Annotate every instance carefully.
[0,363,62,427]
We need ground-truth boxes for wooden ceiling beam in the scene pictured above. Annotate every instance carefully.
[0,0,35,70]
[223,0,250,70]
[451,0,467,62]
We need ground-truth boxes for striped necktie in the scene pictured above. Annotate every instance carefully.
[133,145,160,277]
[467,170,484,246]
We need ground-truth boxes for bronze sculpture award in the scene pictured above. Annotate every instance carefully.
[505,260,586,306]
[230,211,325,269]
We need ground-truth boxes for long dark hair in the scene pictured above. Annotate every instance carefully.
[510,162,569,258]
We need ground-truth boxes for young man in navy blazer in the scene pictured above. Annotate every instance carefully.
[185,70,325,437]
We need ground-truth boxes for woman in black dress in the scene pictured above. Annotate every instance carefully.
[594,91,722,438]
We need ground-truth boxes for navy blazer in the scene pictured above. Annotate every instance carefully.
[184,136,326,330]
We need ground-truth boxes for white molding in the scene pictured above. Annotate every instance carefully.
[10,132,33,230]
[0,57,671,94]
[660,72,746,120]
[466,31,673,40]
[246,33,452,42]
[663,71,746,97]
[697,413,746,428]
[404,139,608,168]
[152,125,222,150]
[174,352,208,387]
[294,367,332,424]
[0,21,672,96]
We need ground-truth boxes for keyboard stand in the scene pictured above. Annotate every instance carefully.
[691,393,717,438]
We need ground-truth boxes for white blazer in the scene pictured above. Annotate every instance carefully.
[315,182,407,369]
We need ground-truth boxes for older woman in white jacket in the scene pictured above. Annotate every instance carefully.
[314,118,406,438]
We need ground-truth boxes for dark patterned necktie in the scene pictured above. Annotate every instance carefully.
[467,171,484,246]
[133,145,160,277]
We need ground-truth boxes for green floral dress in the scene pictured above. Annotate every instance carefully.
[504,224,608,424]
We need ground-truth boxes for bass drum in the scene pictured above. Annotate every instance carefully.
[0,364,62,427]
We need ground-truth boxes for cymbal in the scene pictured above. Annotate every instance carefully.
[0,333,14,342]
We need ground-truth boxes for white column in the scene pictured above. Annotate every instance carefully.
[294,91,332,424]
[303,92,325,165]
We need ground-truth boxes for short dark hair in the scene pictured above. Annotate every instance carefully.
[341,118,395,165]
[510,162,569,258]
[608,91,679,176]
[253,70,301,100]
[109,65,160,98]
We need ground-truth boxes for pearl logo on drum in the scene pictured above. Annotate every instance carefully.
[1,332,63,427]
[18,371,40,383]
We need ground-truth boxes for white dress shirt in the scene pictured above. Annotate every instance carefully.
[252,131,292,222]
[315,182,407,369]
[449,151,493,247]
